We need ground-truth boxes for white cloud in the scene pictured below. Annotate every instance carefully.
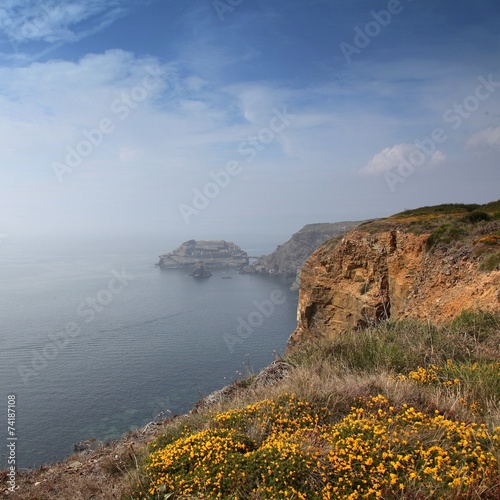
[466,126,500,150]
[0,33,495,238]
[359,144,415,175]
[0,0,136,64]
[0,50,167,162]
[223,84,282,125]
[359,143,446,175]
[429,150,446,166]
[0,48,304,195]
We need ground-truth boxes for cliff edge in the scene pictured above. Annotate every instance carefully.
[243,222,360,288]
[291,202,500,345]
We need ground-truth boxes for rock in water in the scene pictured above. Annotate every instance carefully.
[190,263,212,279]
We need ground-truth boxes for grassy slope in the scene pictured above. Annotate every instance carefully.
[14,314,499,499]
[358,200,500,273]
[126,201,500,499]
[124,312,500,500]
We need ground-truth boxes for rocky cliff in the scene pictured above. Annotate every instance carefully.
[290,202,500,345]
[156,240,248,269]
[242,222,360,288]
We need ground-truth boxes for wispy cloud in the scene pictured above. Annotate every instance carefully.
[0,0,139,62]
[466,126,500,150]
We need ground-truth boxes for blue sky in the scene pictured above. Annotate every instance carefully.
[0,0,499,246]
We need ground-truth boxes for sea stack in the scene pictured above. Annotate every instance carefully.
[190,263,212,279]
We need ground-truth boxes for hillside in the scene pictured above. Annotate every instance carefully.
[3,201,500,499]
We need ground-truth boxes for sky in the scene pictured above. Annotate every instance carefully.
[0,0,499,247]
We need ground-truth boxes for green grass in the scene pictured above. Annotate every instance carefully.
[425,222,467,250]
[334,200,500,261]
[482,199,500,214]
[480,251,500,272]
[394,203,480,218]
[357,199,495,229]
[286,311,500,375]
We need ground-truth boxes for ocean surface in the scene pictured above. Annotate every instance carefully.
[0,237,298,469]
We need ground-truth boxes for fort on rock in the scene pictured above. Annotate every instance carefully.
[156,240,249,270]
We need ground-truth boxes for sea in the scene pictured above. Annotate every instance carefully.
[0,236,298,469]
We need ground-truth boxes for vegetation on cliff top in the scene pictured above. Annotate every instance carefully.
[360,200,500,233]
[126,311,500,500]
[356,200,500,270]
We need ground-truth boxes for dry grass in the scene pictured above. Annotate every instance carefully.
[0,419,185,500]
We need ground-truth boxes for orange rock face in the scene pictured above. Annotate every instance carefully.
[290,229,500,345]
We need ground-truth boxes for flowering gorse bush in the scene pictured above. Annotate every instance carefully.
[399,361,500,415]
[135,394,500,499]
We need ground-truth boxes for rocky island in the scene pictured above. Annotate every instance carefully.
[156,240,249,270]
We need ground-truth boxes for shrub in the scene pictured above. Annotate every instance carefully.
[128,313,500,500]
[479,252,500,272]
[399,361,500,416]
[136,395,500,499]
[426,223,467,251]
[462,210,491,223]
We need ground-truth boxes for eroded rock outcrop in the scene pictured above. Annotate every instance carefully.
[156,240,249,270]
[242,222,361,288]
[290,222,500,346]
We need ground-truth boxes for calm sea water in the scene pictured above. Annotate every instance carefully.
[0,238,298,469]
